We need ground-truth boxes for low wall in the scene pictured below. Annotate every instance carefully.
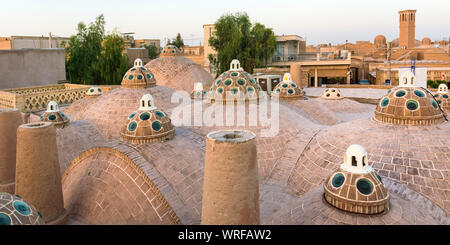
[325,84,395,89]
[0,48,66,89]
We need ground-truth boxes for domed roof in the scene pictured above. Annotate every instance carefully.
[206,59,261,103]
[374,35,386,48]
[85,86,103,97]
[324,144,389,215]
[120,94,174,144]
[422,37,432,45]
[63,85,176,139]
[121,59,156,89]
[144,55,214,93]
[374,86,445,125]
[160,45,181,57]
[191,82,207,99]
[0,192,45,225]
[321,88,344,100]
[39,101,69,128]
[272,73,304,99]
[434,84,449,112]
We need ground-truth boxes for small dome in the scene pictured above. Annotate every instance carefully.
[374,86,445,125]
[272,73,304,99]
[422,37,432,45]
[0,192,45,225]
[321,88,343,100]
[40,101,69,128]
[160,45,181,57]
[191,82,207,100]
[323,145,389,215]
[121,59,156,89]
[85,86,103,97]
[374,35,386,48]
[206,59,261,103]
[120,94,175,144]
[434,84,449,112]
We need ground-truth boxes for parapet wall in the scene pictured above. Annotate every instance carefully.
[0,48,66,89]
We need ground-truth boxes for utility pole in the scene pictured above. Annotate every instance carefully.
[387,42,391,83]
[48,32,52,48]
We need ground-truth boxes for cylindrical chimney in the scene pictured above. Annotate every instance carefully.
[201,130,259,225]
[0,109,22,194]
[15,122,66,225]
[49,32,52,48]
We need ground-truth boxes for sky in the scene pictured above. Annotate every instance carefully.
[1,0,449,46]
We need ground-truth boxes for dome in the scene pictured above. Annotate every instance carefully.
[374,35,386,48]
[160,45,181,57]
[206,59,261,103]
[422,37,432,46]
[0,192,45,225]
[374,86,445,125]
[121,59,156,89]
[191,82,207,99]
[272,73,304,99]
[85,86,103,98]
[321,88,343,100]
[120,94,175,144]
[324,144,389,215]
[434,84,449,112]
[39,101,70,128]
[144,55,214,93]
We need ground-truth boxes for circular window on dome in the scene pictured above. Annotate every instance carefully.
[128,75,134,80]
[414,90,425,97]
[406,100,419,111]
[140,67,147,71]
[163,50,166,54]
[326,93,330,97]
[128,121,137,132]
[247,86,254,93]
[434,94,439,98]
[48,115,56,121]
[155,111,165,117]
[13,201,31,216]
[282,83,288,88]
[39,115,43,120]
[0,213,11,225]
[231,87,239,95]
[131,68,136,71]
[216,79,222,85]
[60,113,67,119]
[224,79,232,86]
[237,79,246,86]
[137,75,143,80]
[98,88,102,92]
[146,74,152,79]
[288,89,294,94]
[395,90,406,97]
[152,121,162,131]
[444,94,449,99]
[380,97,389,107]
[216,87,224,95]
[129,112,136,119]
[139,112,151,121]
[231,72,239,77]
[430,99,438,109]
[356,178,374,195]
[171,50,175,54]
[291,83,297,88]
[89,89,94,93]
[376,173,383,183]
[331,173,345,188]
[437,100,442,104]
[249,78,256,84]
[276,88,280,93]
[387,89,392,94]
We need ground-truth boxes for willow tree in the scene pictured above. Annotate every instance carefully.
[208,12,276,75]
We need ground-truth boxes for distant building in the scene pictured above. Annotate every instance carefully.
[203,24,216,74]
[135,39,160,49]
[182,45,204,66]
[273,35,306,62]
[0,34,69,50]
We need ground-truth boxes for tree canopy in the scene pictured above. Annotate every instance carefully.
[65,14,130,85]
[208,12,276,75]
[144,44,160,59]
[169,33,184,49]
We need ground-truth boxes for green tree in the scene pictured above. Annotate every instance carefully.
[93,33,130,85]
[66,14,105,84]
[170,33,184,49]
[144,44,160,59]
[208,12,276,75]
